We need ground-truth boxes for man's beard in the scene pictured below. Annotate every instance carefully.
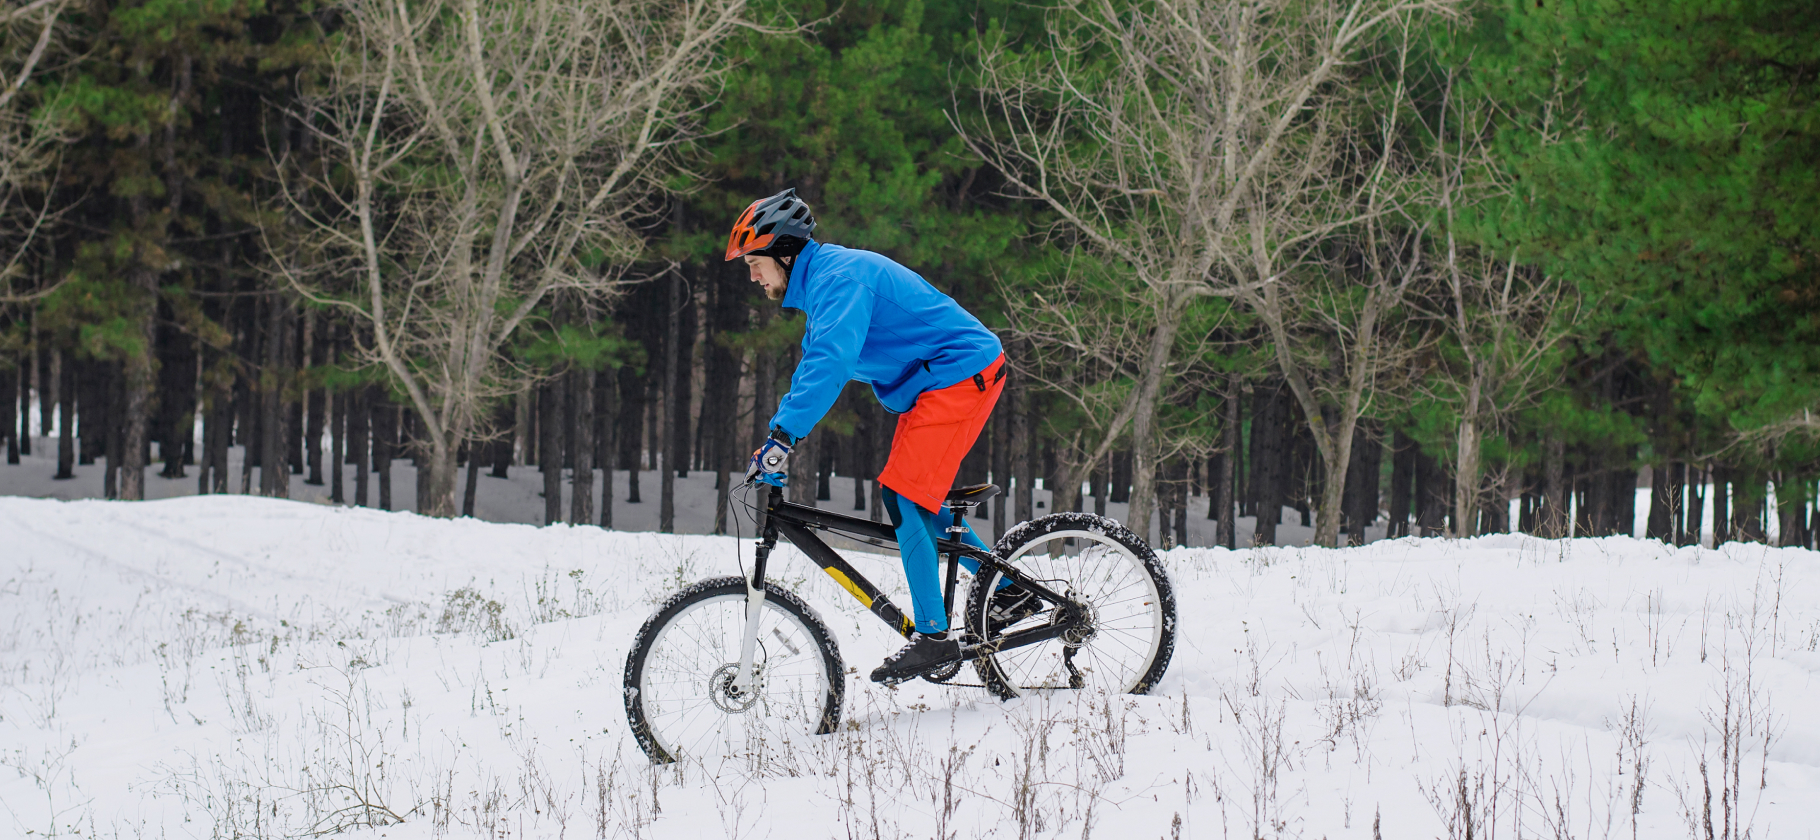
[766,282,786,302]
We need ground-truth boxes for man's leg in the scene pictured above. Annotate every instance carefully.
[885,487,950,633]
[870,355,1007,681]
[886,486,1011,636]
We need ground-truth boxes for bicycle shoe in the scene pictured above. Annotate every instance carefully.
[987,583,1045,634]
[870,631,963,684]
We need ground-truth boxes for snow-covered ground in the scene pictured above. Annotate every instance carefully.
[4,492,1817,839]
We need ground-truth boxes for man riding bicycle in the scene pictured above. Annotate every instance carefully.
[729,188,1037,684]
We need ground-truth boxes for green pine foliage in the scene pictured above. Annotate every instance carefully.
[1478,0,1820,435]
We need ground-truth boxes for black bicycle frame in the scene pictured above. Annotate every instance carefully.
[746,484,1080,656]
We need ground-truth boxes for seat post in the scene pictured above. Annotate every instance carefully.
[942,532,962,629]
[941,504,975,627]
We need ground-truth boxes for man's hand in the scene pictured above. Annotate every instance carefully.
[745,431,795,487]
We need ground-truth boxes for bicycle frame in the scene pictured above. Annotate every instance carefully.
[731,483,1082,692]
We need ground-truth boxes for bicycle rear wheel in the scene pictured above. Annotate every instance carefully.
[623,576,844,764]
[965,513,1176,699]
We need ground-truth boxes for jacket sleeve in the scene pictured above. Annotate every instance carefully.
[770,279,875,441]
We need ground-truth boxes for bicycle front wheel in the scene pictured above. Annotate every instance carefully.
[623,576,844,764]
[966,513,1176,699]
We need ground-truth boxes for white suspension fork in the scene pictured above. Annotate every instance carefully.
[731,578,767,694]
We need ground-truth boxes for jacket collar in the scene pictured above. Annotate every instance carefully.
[780,240,821,311]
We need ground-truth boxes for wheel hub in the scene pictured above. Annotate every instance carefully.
[1060,596,1098,647]
[708,663,761,713]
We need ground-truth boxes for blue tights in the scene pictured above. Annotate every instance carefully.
[883,487,1001,633]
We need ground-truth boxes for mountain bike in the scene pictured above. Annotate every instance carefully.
[622,481,1177,764]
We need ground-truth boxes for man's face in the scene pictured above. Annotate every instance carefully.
[744,254,789,301]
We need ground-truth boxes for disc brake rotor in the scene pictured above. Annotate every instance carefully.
[708,663,762,714]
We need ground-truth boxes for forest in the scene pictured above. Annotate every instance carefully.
[0,0,1814,550]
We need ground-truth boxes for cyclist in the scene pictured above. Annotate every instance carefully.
[730,188,1036,683]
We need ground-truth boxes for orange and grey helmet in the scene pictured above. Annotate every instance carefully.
[725,188,816,261]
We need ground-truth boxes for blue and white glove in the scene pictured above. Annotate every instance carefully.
[745,430,795,487]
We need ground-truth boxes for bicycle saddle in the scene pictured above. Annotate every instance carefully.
[946,483,1000,507]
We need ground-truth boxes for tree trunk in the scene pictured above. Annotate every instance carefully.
[1094,451,1110,517]
[1647,459,1674,542]
[54,359,74,480]
[542,380,564,525]
[1215,386,1237,548]
[992,402,1010,533]
[1171,460,1188,547]
[1311,408,1360,547]
[303,312,323,485]
[851,429,866,512]
[572,366,594,526]
[621,366,643,504]
[104,369,121,500]
[156,316,196,479]
[463,439,480,516]
[414,427,459,517]
[375,400,394,511]
[1613,462,1637,538]
[1541,434,1567,538]
[1587,456,1611,537]
[790,429,820,507]
[259,298,289,499]
[42,343,57,439]
[816,437,834,502]
[352,388,371,506]
[491,399,513,478]
[708,273,739,534]
[1387,429,1413,538]
[1684,463,1706,547]
[660,275,678,529]
[1733,471,1765,543]
[1010,372,1032,524]
[198,369,217,493]
[120,276,158,501]
[1050,434,1085,523]
[598,371,616,528]
[1343,424,1369,545]
[1122,304,1182,543]
[2,361,16,465]
[20,317,35,457]
[1250,382,1284,545]
[870,400,888,525]
[1416,444,1447,536]
[1452,404,1482,538]
[513,388,530,467]
[329,384,345,503]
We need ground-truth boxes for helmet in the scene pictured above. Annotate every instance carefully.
[725,188,816,261]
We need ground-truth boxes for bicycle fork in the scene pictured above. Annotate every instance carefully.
[731,505,779,696]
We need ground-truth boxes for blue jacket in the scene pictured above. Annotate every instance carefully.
[770,241,1002,441]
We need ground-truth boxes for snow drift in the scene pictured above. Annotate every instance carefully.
[3,494,1817,838]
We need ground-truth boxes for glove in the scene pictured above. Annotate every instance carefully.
[745,430,795,487]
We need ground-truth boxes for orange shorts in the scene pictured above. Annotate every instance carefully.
[876,355,1006,514]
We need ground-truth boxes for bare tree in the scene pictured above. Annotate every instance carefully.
[1241,208,1433,547]
[0,0,68,302]
[278,0,752,516]
[960,0,1458,540]
[1422,71,1579,536]
[999,257,1225,522]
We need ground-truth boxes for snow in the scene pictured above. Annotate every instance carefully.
[5,486,1819,839]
